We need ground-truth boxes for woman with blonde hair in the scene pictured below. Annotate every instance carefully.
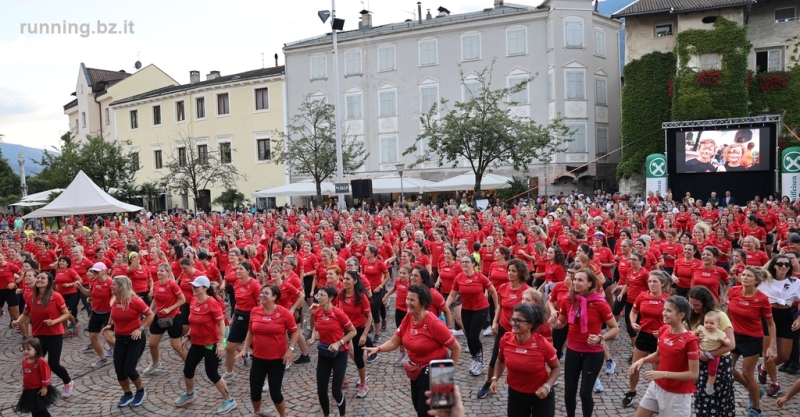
[143,263,187,376]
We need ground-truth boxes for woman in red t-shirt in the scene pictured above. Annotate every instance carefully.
[409,266,453,329]
[365,284,461,417]
[691,247,730,304]
[361,244,389,342]
[742,236,769,266]
[103,276,154,407]
[671,243,701,297]
[223,261,262,380]
[340,270,375,397]
[630,296,699,416]
[53,256,81,336]
[127,252,153,305]
[143,263,186,376]
[0,250,21,323]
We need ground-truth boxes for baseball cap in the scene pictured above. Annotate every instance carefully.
[787,234,800,244]
[90,262,107,272]
[190,276,211,287]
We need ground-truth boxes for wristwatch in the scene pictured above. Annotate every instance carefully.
[289,347,295,351]
[138,326,145,332]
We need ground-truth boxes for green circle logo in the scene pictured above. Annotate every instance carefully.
[784,151,800,173]
[648,157,666,177]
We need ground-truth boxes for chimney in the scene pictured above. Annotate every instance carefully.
[494,0,504,7]
[206,71,220,80]
[274,53,279,67]
[189,70,200,84]
[359,9,372,30]
[426,9,432,20]
[418,2,422,23]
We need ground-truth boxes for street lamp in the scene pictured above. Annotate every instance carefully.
[395,163,405,204]
[18,152,27,197]
[318,3,346,210]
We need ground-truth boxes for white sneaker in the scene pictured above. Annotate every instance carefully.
[262,381,269,392]
[142,362,159,375]
[450,328,464,336]
[482,327,493,336]
[469,359,482,376]
[394,351,406,366]
[221,371,235,381]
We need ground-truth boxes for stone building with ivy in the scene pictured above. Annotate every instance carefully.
[611,0,799,193]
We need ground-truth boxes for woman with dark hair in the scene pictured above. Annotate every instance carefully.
[477,258,530,399]
[548,262,578,359]
[383,265,411,364]
[741,215,767,248]
[222,260,262,380]
[541,246,566,291]
[410,266,453,331]
[0,250,22,327]
[671,243,701,297]
[361,243,389,343]
[411,240,432,275]
[489,303,559,417]
[143,263,186,376]
[53,255,81,336]
[365,284,461,417]
[340,270,375,397]
[436,246,464,335]
[127,252,153,305]
[615,251,648,351]
[307,285,357,417]
[216,239,231,282]
[223,248,241,315]
[691,246,730,303]
[512,231,536,278]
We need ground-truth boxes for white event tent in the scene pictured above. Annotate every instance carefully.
[252,179,336,198]
[371,175,434,194]
[424,172,513,192]
[23,171,143,218]
[11,188,65,206]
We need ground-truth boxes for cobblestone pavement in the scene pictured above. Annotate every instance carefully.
[2,303,800,417]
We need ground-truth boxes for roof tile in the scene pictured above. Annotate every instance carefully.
[613,0,747,17]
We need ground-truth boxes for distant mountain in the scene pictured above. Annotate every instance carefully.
[0,143,59,176]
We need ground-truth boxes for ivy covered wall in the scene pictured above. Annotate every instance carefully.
[749,35,800,147]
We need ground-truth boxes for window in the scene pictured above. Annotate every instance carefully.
[419,39,437,66]
[219,142,232,164]
[378,45,395,72]
[255,88,269,110]
[546,20,553,50]
[311,55,326,79]
[565,18,583,48]
[420,85,439,113]
[196,97,205,118]
[131,152,139,171]
[345,94,362,119]
[178,147,187,167]
[462,80,481,101]
[507,27,526,56]
[596,127,608,155]
[217,93,229,115]
[461,33,481,61]
[756,50,783,72]
[176,101,185,121]
[775,7,797,22]
[566,70,585,100]
[345,50,362,75]
[105,108,110,125]
[153,105,161,125]
[311,95,327,107]
[507,76,529,104]
[594,28,605,56]
[81,112,86,127]
[380,136,398,163]
[197,144,208,164]
[566,123,586,152]
[379,90,396,117]
[153,150,163,169]
[595,77,607,105]
[257,138,271,161]
[130,110,138,129]
[547,70,554,101]
[655,23,673,37]
[700,53,720,70]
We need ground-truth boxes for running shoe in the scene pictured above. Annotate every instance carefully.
[221,371,235,381]
[605,359,616,375]
[142,362,159,375]
[477,382,491,399]
[293,355,310,365]
[356,383,370,398]
[62,381,75,398]
[469,359,482,376]
[373,334,382,343]
[366,352,378,363]
[593,378,604,393]
[262,380,269,392]
[106,348,114,357]
[744,407,762,417]
[393,351,406,366]
[91,357,109,368]
[482,327,493,336]
[757,364,767,384]
[82,344,93,353]
[173,391,196,407]
[117,392,134,407]
[132,389,146,407]
[215,398,237,414]
[622,391,636,407]
[747,388,765,409]
[381,321,387,331]
[766,381,781,397]
[450,328,464,336]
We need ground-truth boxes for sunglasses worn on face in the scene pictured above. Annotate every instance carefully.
[775,262,791,268]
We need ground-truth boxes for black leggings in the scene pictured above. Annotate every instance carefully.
[352,326,374,370]
[249,357,285,404]
[316,351,347,417]
[113,335,145,381]
[226,285,236,316]
[487,295,496,326]
[62,293,79,323]
[489,325,508,368]
[78,290,92,315]
[563,348,605,417]
[508,386,555,417]
[612,298,637,338]
[395,309,407,328]
[410,366,431,417]
[370,288,385,326]
[461,307,488,358]
[36,335,71,385]
[552,326,569,359]
[184,343,221,384]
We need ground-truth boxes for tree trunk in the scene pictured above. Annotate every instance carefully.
[474,179,483,199]
[315,181,323,207]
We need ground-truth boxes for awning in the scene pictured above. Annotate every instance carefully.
[252,179,336,198]
[371,175,434,194]
[424,172,513,192]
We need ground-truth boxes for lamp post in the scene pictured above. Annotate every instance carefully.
[395,163,405,205]
[18,152,27,197]
[318,2,345,211]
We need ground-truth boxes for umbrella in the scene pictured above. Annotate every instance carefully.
[370,175,434,194]
[252,179,336,198]
[424,172,513,192]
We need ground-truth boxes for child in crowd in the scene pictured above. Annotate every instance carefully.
[696,311,732,394]
[15,338,58,417]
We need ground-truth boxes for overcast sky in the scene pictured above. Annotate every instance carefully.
[1,0,612,150]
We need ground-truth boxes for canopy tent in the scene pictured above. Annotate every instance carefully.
[424,172,513,192]
[23,171,143,219]
[370,175,434,194]
[18,188,65,203]
[10,201,47,207]
[252,179,336,198]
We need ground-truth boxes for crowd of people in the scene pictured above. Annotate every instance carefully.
[2,188,800,417]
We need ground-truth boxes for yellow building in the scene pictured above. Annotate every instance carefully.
[109,67,287,212]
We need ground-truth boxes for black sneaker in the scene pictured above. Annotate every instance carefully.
[787,365,800,375]
[293,355,311,365]
[477,382,491,399]
[381,321,387,332]
[622,391,636,407]
[366,353,378,363]
[779,362,790,372]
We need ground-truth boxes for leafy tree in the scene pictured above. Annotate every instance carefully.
[0,144,21,201]
[213,188,249,211]
[161,136,246,211]
[138,181,162,213]
[273,96,368,204]
[404,63,571,197]
[495,176,531,202]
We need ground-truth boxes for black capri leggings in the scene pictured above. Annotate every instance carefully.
[250,357,285,405]
[370,288,385,326]
[395,309,407,328]
[461,307,489,358]
[36,335,71,384]
[113,335,145,381]
[352,326,374,370]
[612,297,637,338]
[563,348,605,417]
[184,343,221,384]
[316,350,348,417]
[552,325,569,359]
[226,285,236,315]
[489,325,508,368]
[62,293,79,322]
[508,386,555,417]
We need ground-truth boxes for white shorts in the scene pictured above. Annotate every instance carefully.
[639,381,692,415]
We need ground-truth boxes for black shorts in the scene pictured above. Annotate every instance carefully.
[767,307,797,340]
[149,313,183,338]
[602,275,614,289]
[732,333,763,357]
[766,234,774,245]
[635,331,658,353]
[88,311,111,333]
[227,310,251,344]
[179,303,190,324]
[447,292,462,307]
[303,275,314,299]
[0,289,19,308]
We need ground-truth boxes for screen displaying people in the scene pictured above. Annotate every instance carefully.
[676,128,769,173]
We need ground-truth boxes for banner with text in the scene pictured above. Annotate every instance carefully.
[782,147,800,201]
[645,153,668,196]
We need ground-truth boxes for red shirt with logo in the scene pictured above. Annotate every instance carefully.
[691,265,729,301]
[178,269,204,304]
[558,296,613,353]
[632,292,670,335]
[128,266,151,294]
[152,279,182,318]
[89,278,114,312]
[25,292,67,336]
[111,297,151,337]
[249,305,298,360]
[234,278,262,312]
[744,250,769,266]
[339,292,372,328]
[673,258,701,288]
[54,268,80,295]
[22,357,51,390]
[0,262,21,288]
[393,278,410,312]
[498,332,558,394]
[655,325,700,394]
[497,283,530,331]
[452,272,491,311]
[188,296,225,345]
[313,306,353,350]
[487,262,508,290]
[622,267,651,303]
[427,288,447,316]
[396,311,456,366]
[727,286,773,337]
[659,242,682,269]
[360,257,388,289]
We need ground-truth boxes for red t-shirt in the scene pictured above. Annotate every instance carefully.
[487,263,508,289]
[249,305,298,360]
[673,258,702,289]
[594,247,615,278]
[497,283,530,331]
[313,306,353,350]
[393,278,410,312]
[178,269,204,304]
[22,357,51,390]
[360,257,388,289]
[559,296,613,353]
[25,292,67,336]
[427,288,448,316]
[622,267,651,303]
[548,281,569,311]
[188,296,225,345]
[73,257,94,285]
[339,292,372,328]
[272,279,302,310]
[128,266,151,294]
[89,278,114,313]
[111,297,151,337]
[655,325,700,394]
[632,292,670,335]
[54,268,80,295]
[0,262,21,288]
[396,311,456,367]
[659,242,682,269]
[152,279,182,318]
[437,262,463,294]
[498,332,558,394]
[691,265,729,301]
[744,250,769,266]
[452,272,491,311]
[234,278,262,312]
[544,262,565,284]
[727,286,773,337]
[224,264,239,285]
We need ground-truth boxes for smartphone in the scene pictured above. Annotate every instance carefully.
[429,359,455,410]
